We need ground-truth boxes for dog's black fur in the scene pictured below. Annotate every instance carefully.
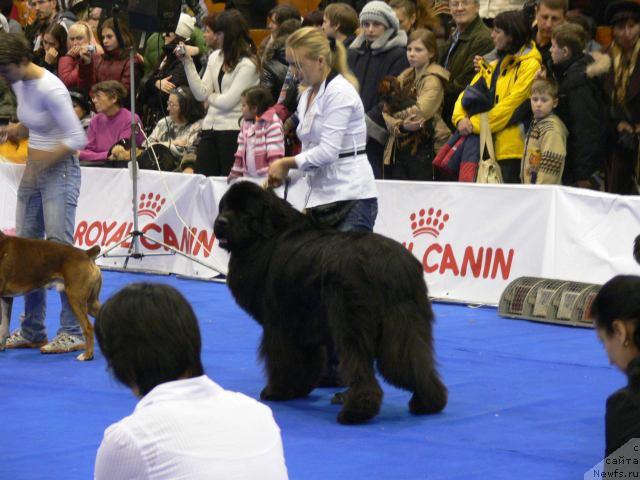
[214,181,447,424]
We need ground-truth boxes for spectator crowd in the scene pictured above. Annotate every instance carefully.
[0,0,636,193]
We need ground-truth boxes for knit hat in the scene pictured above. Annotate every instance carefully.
[606,1,640,26]
[175,13,196,39]
[359,1,399,33]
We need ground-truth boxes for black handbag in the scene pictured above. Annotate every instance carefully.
[306,200,357,228]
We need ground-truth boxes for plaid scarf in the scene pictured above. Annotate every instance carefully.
[612,39,640,107]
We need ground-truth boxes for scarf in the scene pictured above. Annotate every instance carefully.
[612,38,640,107]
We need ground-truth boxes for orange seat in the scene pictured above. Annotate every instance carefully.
[250,29,271,48]
[204,0,225,14]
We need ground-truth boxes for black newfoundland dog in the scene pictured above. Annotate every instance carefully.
[214,181,447,424]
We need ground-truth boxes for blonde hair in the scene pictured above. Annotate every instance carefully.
[285,26,359,91]
[68,21,101,52]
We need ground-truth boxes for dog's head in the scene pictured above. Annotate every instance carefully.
[214,181,308,252]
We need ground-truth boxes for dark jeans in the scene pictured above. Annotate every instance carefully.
[335,198,378,233]
[499,158,522,184]
[196,129,238,177]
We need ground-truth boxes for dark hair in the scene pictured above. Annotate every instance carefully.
[566,11,596,41]
[302,10,324,28]
[591,275,640,351]
[98,17,134,59]
[493,10,532,54]
[0,0,13,17]
[69,88,93,115]
[44,23,68,56]
[90,80,127,106]
[538,0,568,14]
[242,85,274,116]
[212,9,258,71]
[0,32,31,65]
[95,283,205,396]
[170,86,205,124]
[268,4,301,26]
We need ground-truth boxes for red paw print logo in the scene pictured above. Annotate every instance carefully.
[410,208,449,238]
[139,192,167,219]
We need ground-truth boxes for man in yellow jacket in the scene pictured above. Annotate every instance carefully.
[452,10,542,183]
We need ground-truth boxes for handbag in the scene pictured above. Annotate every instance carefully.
[476,113,503,184]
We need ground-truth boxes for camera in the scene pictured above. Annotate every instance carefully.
[86,44,96,54]
[174,43,186,57]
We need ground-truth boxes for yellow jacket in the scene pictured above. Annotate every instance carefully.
[452,42,542,161]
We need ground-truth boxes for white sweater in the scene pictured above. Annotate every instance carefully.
[183,50,259,131]
[94,376,289,480]
[11,69,86,152]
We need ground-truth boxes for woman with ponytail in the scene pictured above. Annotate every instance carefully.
[591,275,640,457]
[267,26,377,387]
[267,26,377,234]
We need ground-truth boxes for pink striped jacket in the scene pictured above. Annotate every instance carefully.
[230,107,285,178]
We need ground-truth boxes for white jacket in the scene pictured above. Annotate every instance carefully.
[183,50,259,131]
[294,73,377,208]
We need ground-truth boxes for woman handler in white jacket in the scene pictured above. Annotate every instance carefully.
[267,27,378,233]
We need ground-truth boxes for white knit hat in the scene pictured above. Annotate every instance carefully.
[175,13,196,39]
[359,1,399,32]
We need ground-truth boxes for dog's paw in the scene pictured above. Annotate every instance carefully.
[260,385,309,401]
[337,407,376,425]
[76,352,94,361]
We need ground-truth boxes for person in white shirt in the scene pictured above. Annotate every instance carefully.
[177,10,259,176]
[0,32,88,354]
[94,282,289,480]
[267,26,378,233]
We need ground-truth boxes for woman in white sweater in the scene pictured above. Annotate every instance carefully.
[178,10,259,176]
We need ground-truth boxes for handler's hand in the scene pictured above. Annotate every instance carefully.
[267,158,292,188]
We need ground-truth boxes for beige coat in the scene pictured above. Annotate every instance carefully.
[382,62,451,166]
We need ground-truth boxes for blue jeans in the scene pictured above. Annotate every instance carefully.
[15,155,82,341]
[336,197,378,233]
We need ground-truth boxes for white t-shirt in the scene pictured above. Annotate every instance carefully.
[94,376,289,480]
[11,68,86,152]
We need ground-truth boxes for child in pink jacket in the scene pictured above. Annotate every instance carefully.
[228,86,285,181]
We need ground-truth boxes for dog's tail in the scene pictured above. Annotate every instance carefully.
[85,246,101,260]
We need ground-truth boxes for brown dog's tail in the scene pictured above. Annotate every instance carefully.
[85,246,101,260]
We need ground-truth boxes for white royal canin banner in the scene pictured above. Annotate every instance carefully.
[2,163,640,305]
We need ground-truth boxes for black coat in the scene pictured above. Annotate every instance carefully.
[348,34,409,117]
[605,357,640,457]
[261,44,288,105]
[551,52,609,185]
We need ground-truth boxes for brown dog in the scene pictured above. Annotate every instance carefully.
[0,231,102,361]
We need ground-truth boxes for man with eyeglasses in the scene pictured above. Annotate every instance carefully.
[25,0,76,53]
[439,0,493,131]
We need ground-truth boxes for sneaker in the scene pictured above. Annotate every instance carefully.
[40,333,85,354]
[5,330,47,349]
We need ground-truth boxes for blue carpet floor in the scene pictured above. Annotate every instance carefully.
[0,271,621,479]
